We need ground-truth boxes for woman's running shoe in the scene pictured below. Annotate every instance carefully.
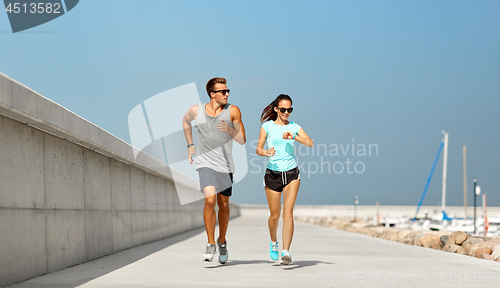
[270,241,279,260]
[280,250,292,265]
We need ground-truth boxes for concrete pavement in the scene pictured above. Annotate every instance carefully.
[8,208,500,288]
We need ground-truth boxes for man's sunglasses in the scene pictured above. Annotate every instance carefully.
[277,107,293,113]
[212,89,230,95]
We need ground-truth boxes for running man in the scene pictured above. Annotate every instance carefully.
[256,94,313,265]
[182,77,246,264]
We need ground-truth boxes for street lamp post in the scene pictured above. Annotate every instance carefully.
[354,195,359,221]
[473,178,481,235]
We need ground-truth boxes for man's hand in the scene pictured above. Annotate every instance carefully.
[188,145,195,164]
[217,120,234,135]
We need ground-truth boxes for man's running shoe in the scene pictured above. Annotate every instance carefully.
[269,240,279,260]
[217,238,228,264]
[203,243,217,262]
[280,250,292,265]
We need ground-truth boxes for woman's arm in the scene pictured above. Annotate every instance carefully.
[293,128,314,147]
[256,127,275,157]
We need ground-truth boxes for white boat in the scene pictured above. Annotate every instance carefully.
[410,132,497,236]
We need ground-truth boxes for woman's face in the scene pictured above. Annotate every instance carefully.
[274,99,292,122]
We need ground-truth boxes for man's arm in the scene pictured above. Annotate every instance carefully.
[182,104,198,164]
[216,105,246,145]
[229,105,246,145]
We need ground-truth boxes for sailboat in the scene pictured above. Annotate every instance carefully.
[414,131,450,221]
[411,132,499,236]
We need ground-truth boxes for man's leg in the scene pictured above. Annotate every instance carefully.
[216,192,230,264]
[217,193,230,243]
[203,186,217,244]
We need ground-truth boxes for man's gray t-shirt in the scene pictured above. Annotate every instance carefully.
[195,103,235,173]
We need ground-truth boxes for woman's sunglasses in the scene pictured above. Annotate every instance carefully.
[277,107,293,113]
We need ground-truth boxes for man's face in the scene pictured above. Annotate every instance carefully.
[210,83,229,104]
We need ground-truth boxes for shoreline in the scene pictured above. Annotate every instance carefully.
[296,216,500,262]
[238,204,500,220]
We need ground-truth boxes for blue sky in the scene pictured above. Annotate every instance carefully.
[1,0,499,208]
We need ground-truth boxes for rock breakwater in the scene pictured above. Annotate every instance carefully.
[296,216,500,262]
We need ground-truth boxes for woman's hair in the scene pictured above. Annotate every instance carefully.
[260,94,293,123]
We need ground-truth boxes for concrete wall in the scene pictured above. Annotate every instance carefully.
[0,72,240,287]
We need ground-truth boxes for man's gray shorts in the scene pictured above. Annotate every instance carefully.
[197,167,233,197]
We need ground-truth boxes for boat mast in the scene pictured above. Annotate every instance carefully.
[463,145,467,218]
[483,193,488,236]
[441,131,449,214]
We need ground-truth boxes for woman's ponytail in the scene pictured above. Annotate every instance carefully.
[260,94,292,123]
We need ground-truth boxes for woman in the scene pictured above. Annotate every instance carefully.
[256,94,313,265]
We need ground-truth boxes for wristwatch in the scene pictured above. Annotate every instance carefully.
[187,144,194,148]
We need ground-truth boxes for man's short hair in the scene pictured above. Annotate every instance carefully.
[206,77,227,98]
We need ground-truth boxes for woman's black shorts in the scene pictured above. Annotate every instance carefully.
[263,167,300,192]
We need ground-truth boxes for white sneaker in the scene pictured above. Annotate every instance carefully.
[203,243,217,262]
[280,250,292,265]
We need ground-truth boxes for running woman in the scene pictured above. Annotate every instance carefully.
[182,77,246,264]
[256,94,313,265]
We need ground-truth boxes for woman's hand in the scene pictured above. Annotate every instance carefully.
[266,147,276,157]
[283,131,294,140]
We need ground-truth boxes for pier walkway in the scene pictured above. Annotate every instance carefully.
[8,208,500,288]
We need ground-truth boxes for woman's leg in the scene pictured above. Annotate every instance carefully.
[265,187,282,242]
[282,179,300,250]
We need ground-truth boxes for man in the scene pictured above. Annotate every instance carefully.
[182,77,246,264]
